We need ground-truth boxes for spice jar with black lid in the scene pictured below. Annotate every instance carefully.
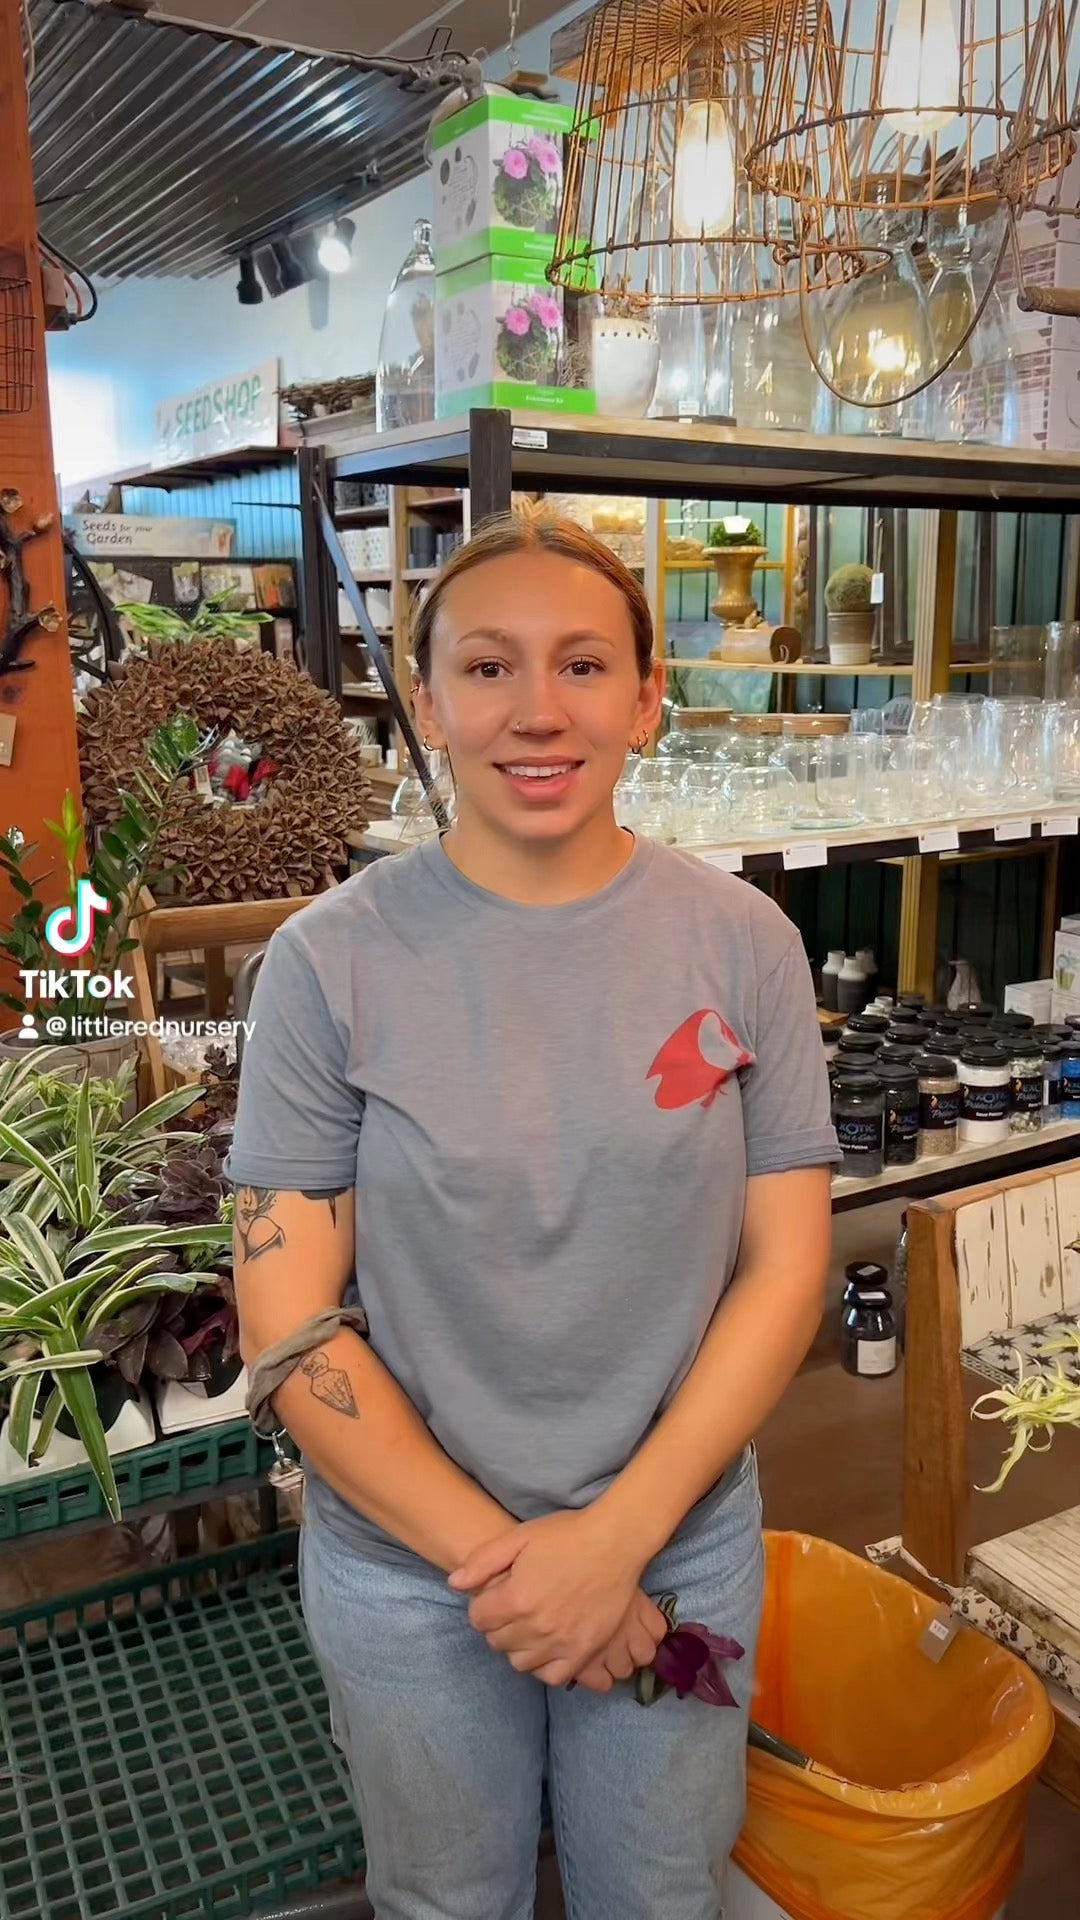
[840,1263,898,1378]
[1043,1042,1064,1125]
[844,1012,890,1037]
[914,1051,960,1156]
[878,1038,919,1066]
[898,992,926,1010]
[1009,1037,1044,1134]
[880,1059,919,1165]
[831,1068,885,1178]
[958,1042,1012,1145]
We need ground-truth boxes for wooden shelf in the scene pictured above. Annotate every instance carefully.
[664,557,786,572]
[832,1117,1080,1213]
[665,656,911,677]
[408,491,464,511]
[351,569,393,583]
[341,627,392,639]
[401,567,439,582]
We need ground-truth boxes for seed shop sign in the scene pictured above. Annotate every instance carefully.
[152,359,279,466]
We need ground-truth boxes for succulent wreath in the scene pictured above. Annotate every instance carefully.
[78,635,372,902]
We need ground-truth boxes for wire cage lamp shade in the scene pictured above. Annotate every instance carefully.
[995,0,1080,318]
[548,0,865,307]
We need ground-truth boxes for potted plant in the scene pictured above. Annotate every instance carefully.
[0,714,206,1074]
[704,518,768,628]
[0,1061,231,1517]
[824,563,876,666]
[591,298,661,419]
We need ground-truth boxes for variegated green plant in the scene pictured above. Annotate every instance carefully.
[0,1064,231,1520]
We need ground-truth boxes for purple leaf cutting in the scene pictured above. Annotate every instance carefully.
[651,1623,745,1705]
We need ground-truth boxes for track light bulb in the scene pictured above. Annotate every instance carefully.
[318,218,355,274]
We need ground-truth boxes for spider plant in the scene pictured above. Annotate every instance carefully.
[0,1069,230,1519]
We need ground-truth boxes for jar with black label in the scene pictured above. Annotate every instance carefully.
[959,1042,1012,1145]
[832,1033,883,1087]
[1062,1039,1080,1120]
[832,1068,885,1178]
[1009,1040,1044,1134]
[841,1263,898,1377]
[844,1012,890,1038]
[880,1060,919,1165]
[878,1037,920,1066]
[914,1050,960,1156]
[1043,1043,1063,1124]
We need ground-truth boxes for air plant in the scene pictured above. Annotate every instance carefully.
[973,1327,1080,1493]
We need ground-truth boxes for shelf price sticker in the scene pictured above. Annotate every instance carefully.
[1040,814,1080,837]
[512,427,547,450]
[918,826,960,853]
[702,847,744,874]
[782,840,828,870]
[994,818,1032,842]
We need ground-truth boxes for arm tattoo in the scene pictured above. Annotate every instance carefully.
[300,1350,359,1419]
[301,1186,351,1228]
[235,1186,285,1264]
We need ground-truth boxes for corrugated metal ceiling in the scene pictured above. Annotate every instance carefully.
[28,0,459,281]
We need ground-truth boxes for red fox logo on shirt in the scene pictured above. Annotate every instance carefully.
[646,1010,754,1111]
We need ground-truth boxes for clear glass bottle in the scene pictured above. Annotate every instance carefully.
[376,219,436,434]
[840,1263,898,1377]
[926,214,1020,448]
[810,198,934,430]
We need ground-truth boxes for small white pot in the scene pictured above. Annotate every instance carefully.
[155,1363,249,1436]
[591,318,661,418]
[0,1388,156,1486]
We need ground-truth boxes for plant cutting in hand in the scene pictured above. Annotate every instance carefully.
[0,1054,232,1518]
[495,291,562,383]
[634,1591,745,1708]
[492,134,561,230]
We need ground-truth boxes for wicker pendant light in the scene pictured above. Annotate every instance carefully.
[996,0,1080,320]
[743,0,1072,398]
[548,0,863,308]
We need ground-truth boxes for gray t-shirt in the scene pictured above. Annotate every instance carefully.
[226,834,838,1562]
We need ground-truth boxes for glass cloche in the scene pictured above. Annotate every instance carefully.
[375,219,436,434]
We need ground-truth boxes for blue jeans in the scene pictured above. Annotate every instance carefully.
[297,1450,764,1920]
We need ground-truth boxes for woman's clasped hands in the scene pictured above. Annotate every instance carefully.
[448,1507,668,1693]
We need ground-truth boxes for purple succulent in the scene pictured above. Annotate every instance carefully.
[651,1623,745,1707]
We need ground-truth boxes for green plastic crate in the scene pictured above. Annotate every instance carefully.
[0,1421,283,1545]
[0,1529,364,1920]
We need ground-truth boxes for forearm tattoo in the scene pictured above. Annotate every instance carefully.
[235,1186,285,1263]
[300,1350,359,1419]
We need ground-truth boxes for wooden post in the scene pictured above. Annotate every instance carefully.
[898,510,958,993]
[0,0,83,1018]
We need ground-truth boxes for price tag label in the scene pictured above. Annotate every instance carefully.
[870,571,885,606]
[511,427,547,450]
[994,818,1032,842]
[782,840,828,870]
[1040,814,1079,837]
[918,826,960,853]
[702,848,743,874]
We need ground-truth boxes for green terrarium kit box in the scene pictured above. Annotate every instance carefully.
[435,254,596,418]
[431,95,576,271]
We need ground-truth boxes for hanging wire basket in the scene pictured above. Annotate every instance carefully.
[0,277,34,414]
[995,0,1080,318]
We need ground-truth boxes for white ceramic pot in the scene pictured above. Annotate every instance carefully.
[591,318,661,418]
[155,1362,249,1436]
[0,1386,156,1485]
[826,610,874,667]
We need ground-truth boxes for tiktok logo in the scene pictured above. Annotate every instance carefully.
[44,878,111,958]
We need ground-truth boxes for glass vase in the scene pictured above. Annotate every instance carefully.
[376,220,436,434]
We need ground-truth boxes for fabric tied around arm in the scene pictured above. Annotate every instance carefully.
[245,1306,370,1437]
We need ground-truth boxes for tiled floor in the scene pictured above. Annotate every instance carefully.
[5,1198,1080,1916]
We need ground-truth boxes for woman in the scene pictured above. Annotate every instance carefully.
[227,512,836,1920]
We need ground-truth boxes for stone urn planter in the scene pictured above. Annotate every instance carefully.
[705,545,769,628]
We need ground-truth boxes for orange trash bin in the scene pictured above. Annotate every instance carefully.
[732,1531,1055,1920]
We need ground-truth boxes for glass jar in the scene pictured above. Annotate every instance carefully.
[833,1033,883,1079]
[1043,1043,1064,1125]
[878,1038,919,1066]
[832,1068,885,1178]
[657,707,734,767]
[959,1043,1012,1145]
[914,1051,960,1157]
[1062,1040,1080,1121]
[881,1060,919,1166]
[1009,1043,1044,1134]
[840,1264,898,1377]
[375,220,435,433]
[844,1012,890,1039]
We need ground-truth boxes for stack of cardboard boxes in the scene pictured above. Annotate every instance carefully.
[430,94,595,417]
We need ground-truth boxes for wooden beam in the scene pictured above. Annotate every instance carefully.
[898,510,958,990]
[903,1199,970,1585]
[0,0,83,1020]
